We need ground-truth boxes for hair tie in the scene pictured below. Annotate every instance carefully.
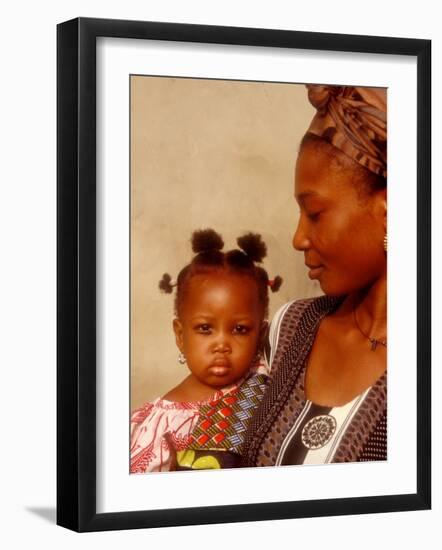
[159,273,177,294]
[267,275,283,292]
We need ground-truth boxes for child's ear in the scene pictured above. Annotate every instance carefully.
[173,318,184,351]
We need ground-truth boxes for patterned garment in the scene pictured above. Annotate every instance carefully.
[171,372,268,471]
[241,297,387,467]
[130,363,268,473]
[175,449,242,470]
[187,373,268,453]
[130,399,200,473]
[275,390,377,465]
[306,85,387,178]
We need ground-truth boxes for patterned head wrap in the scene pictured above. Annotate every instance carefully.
[306,85,387,178]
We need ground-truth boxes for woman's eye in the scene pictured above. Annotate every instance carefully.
[307,211,321,221]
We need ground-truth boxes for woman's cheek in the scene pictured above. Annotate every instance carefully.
[313,233,328,252]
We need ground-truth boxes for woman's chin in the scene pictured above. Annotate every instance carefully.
[317,279,347,297]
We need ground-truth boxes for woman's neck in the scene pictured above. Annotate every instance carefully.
[339,275,387,336]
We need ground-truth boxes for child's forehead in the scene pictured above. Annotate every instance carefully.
[187,270,258,290]
[181,271,261,307]
[177,270,266,319]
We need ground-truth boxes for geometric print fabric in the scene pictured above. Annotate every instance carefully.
[188,374,268,454]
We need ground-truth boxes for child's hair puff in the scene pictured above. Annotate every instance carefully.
[237,232,267,263]
[192,229,224,254]
[159,228,282,317]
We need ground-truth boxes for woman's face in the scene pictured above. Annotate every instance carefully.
[173,272,265,389]
[293,143,387,296]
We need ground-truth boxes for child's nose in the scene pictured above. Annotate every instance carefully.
[212,334,231,353]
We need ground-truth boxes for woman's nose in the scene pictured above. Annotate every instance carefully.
[292,217,310,251]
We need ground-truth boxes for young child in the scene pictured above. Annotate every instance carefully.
[130,229,282,473]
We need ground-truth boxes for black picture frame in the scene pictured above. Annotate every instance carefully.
[57,17,431,532]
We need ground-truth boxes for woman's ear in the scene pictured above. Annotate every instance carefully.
[173,318,184,351]
[380,188,387,233]
[374,188,387,233]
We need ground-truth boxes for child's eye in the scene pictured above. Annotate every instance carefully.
[195,324,211,333]
[233,325,250,335]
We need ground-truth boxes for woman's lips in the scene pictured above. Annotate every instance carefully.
[307,265,324,280]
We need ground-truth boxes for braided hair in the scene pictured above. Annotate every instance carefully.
[159,229,282,317]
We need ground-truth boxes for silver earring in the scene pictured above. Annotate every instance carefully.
[384,233,388,252]
[178,352,186,365]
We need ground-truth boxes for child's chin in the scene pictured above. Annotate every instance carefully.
[207,375,231,387]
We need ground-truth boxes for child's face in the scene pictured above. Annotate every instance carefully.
[173,272,265,389]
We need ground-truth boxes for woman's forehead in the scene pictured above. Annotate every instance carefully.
[295,144,358,200]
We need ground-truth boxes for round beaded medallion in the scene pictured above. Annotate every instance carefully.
[301,414,337,450]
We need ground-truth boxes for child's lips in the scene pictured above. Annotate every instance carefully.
[208,366,230,376]
[208,359,230,376]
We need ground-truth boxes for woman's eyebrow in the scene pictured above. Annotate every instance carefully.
[296,190,320,203]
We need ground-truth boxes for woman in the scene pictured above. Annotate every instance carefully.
[242,85,387,466]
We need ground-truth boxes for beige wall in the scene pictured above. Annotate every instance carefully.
[131,76,321,409]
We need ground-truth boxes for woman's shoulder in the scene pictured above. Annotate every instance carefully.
[278,294,340,316]
[271,295,335,323]
[271,295,341,333]
[266,295,340,372]
[268,295,326,341]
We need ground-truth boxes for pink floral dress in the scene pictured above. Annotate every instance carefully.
[130,363,268,473]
